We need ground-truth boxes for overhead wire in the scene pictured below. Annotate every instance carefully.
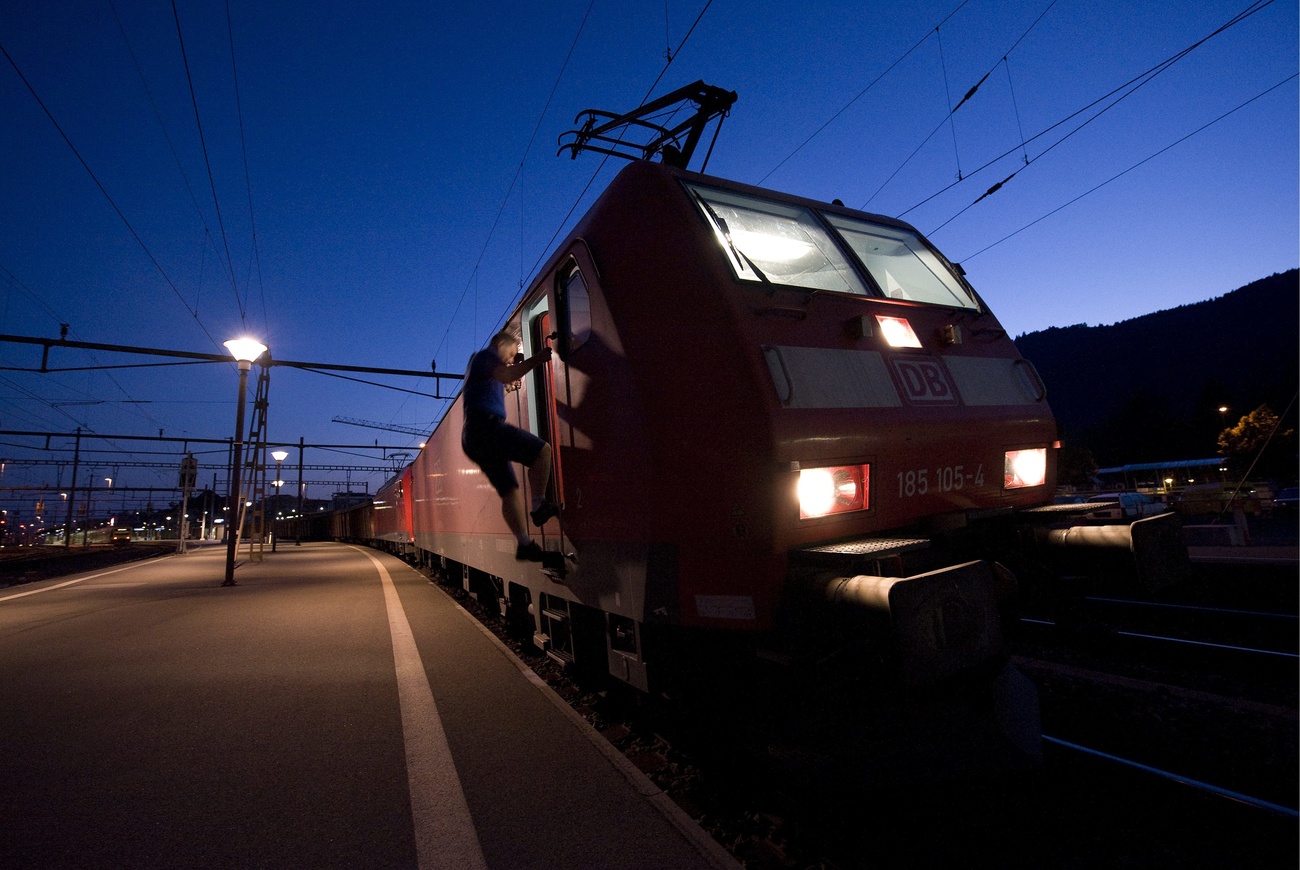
[0,40,223,352]
[107,0,220,275]
[638,0,712,104]
[430,0,598,373]
[224,0,268,338]
[0,11,212,472]
[521,0,716,296]
[934,24,964,181]
[1003,56,1030,167]
[169,0,244,326]
[909,0,1278,232]
[956,72,1298,262]
[758,0,970,186]
[423,0,715,440]
[863,0,1059,209]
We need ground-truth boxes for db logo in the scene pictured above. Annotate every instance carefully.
[891,358,958,405]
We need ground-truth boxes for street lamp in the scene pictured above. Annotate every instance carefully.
[271,449,288,552]
[104,478,113,540]
[223,337,267,586]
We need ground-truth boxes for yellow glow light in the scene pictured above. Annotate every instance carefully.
[875,315,922,348]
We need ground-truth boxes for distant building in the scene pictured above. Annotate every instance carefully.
[1096,458,1225,491]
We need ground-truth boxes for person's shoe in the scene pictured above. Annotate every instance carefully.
[541,550,568,576]
[530,502,559,527]
[515,541,544,562]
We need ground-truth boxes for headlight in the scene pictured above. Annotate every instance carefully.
[1004,448,1047,489]
[799,464,870,518]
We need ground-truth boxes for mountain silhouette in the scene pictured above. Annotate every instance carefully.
[1013,269,1298,471]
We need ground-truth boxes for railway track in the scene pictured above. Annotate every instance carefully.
[1018,614,1296,700]
[439,564,1298,868]
[1042,734,1297,819]
[1029,594,1298,654]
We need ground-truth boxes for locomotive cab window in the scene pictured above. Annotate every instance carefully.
[686,183,869,296]
[825,215,978,310]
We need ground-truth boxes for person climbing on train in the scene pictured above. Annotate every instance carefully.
[461,328,559,561]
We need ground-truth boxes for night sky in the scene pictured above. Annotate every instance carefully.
[0,0,1295,516]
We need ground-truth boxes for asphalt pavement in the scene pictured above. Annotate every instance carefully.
[0,543,735,870]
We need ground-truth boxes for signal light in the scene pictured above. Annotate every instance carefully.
[875,315,922,348]
[799,464,870,519]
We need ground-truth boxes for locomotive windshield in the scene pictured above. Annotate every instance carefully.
[687,185,869,295]
[686,181,978,310]
[825,214,977,309]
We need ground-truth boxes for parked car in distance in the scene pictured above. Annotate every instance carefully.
[1085,492,1170,520]
[1271,487,1299,514]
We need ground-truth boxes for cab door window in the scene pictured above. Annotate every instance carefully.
[555,263,591,359]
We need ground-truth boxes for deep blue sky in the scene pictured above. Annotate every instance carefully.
[0,0,1295,508]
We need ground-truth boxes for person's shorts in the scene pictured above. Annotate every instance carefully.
[461,413,546,496]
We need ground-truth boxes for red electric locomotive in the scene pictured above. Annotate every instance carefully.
[354,85,1181,769]
[370,465,415,557]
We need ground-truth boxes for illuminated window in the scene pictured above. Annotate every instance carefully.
[685,183,869,295]
[826,215,978,310]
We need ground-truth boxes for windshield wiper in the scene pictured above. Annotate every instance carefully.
[694,195,770,284]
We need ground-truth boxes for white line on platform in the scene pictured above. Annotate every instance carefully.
[0,562,149,603]
[362,548,488,870]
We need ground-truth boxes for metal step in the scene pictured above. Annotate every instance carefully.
[1019,501,1112,518]
[794,536,930,563]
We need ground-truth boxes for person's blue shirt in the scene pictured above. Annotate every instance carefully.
[464,348,506,418]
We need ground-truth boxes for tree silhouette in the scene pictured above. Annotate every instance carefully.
[1217,404,1297,480]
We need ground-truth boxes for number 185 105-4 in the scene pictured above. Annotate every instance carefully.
[897,464,985,498]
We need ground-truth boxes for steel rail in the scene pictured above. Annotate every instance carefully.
[1084,595,1298,621]
[1019,617,1298,659]
[1113,629,1298,660]
[1043,735,1298,819]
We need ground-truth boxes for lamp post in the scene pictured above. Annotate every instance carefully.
[271,449,288,552]
[104,477,112,542]
[1217,406,1230,485]
[223,337,267,586]
[296,437,304,545]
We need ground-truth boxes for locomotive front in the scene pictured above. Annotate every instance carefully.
[562,162,1052,759]
[400,157,1054,765]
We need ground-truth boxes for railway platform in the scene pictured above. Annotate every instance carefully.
[1181,512,1298,565]
[0,543,738,870]
[1187,542,1298,564]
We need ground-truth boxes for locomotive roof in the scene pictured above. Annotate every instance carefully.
[527,159,963,297]
[522,159,978,313]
